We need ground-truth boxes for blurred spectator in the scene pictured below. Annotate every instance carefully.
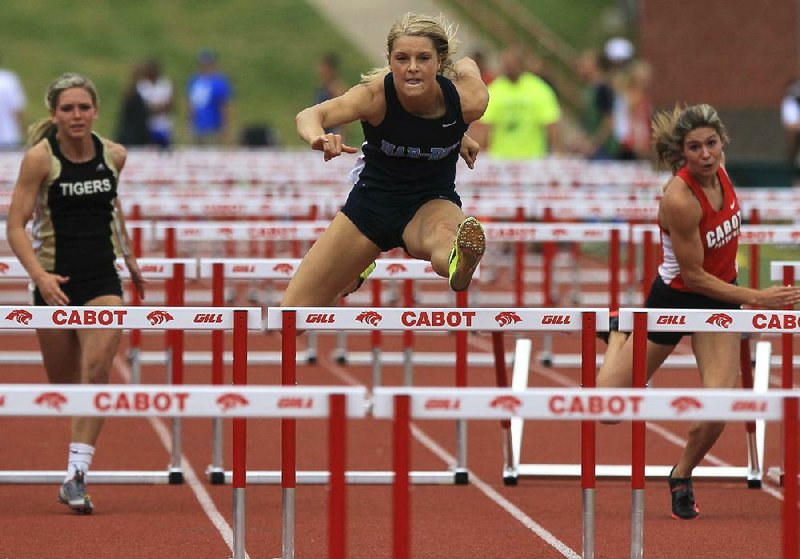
[471,47,561,160]
[115,63,150,146]
[575,49,618,160]
[137,58,174,148]
[314,52,348,135]
[604,37,635,69]
[187,49,233,144]
[614,60,653,160]
[470,50,495,85]
[0,52,26,149]
[781,76,800,178]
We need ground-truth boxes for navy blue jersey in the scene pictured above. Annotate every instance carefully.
[33,133,119,277]
[348,73,468,192]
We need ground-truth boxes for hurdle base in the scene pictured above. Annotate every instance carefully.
[515,464,755,483]
[503,474,518,486]
[768,466,784,486]
[208,467,226,485]
[219,470,460,485]
[454,469,469,485]
[0,470,174,484]
[168,468,184,484]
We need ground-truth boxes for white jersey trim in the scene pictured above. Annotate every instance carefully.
[657,230,680,285]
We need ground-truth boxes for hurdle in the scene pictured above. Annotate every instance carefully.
[0,305,261,484]
[372,385,798,559]
[506,308,776,488]
[0,382,367,559]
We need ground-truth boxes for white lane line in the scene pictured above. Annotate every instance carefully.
[114,356,250,559]
[320,355,581,558]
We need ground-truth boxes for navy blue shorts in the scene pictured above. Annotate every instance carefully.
[643,275,740,345]
[341,181,462,252]
[33,269,122,307]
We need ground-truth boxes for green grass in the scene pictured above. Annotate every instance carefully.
[0,0,370,147]
[516,0,630,51]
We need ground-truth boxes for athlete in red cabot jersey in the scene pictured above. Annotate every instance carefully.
[596,104,800,520]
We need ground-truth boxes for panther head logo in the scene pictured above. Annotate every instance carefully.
[670,396,703,415]
[5,309,33,325]
[494,311,522,327]
[272,263,295,275]
[706,313,733,329]
[490,395,522,413]
[34,392,68,411]
[355,311,382,326]
[386,263,408,275]
[216,393,249,412]
[146,310,174,325]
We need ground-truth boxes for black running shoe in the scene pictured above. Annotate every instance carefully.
[668,467,699,520]
[596,311,620,344]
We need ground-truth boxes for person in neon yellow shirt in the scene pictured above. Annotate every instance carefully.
[476,48,561,159]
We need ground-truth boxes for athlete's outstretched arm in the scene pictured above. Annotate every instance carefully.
[296,82,379,161]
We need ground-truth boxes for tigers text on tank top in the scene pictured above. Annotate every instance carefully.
[658,165,741,292]
[348,73,469,192]
[32,132,119,276]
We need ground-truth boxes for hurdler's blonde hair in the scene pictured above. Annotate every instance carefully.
[361,12,460,83]
[28,73,99,146]
[651,103,729,173]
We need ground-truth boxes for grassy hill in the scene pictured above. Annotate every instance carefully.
[0,0,371,147]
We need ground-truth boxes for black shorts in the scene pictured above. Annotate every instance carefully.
[643,275,740,345]
[32,269,122,307]
[341,181,462,252]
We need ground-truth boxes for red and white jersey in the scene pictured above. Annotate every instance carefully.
[657,165,741,292]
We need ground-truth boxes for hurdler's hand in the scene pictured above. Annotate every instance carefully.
[752,285,800,309]
[310,133,358,161]
[126,256,147,300]
[459,134,480,169]
[35,272,70,306]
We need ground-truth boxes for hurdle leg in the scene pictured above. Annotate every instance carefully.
[281,311,298,559]
[393,395,411,559]
[581,312,597,559]
[630,313,647,559]
[329,394,346,559]
[167,264,185,484]
[783,397,799,559]
[402,280,414,386]
[232,310,248,559]
[454,291,469,484]
[491,332,515,484]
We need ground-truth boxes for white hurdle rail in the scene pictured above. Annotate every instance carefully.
[0,305,261,485]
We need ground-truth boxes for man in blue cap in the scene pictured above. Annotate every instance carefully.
[187,48,233,144]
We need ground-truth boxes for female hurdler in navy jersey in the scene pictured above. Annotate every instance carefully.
[6,73,145,514]
[285,12,490,308]
[596,104,800,520]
